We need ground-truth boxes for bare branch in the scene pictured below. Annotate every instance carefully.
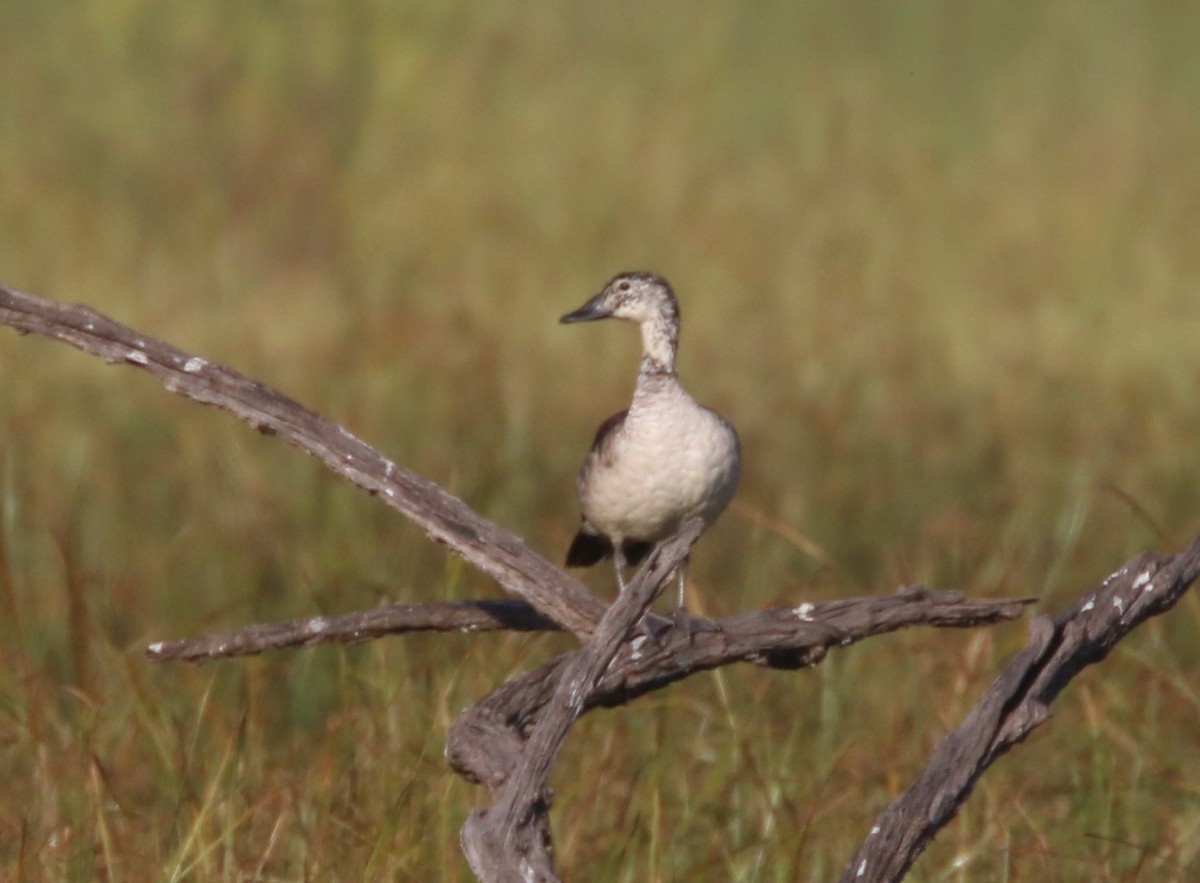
[145,585,1031,665]
[0,284,604,638]
[839,537,1200,883]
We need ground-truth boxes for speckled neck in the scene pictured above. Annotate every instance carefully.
[638,310,679,376]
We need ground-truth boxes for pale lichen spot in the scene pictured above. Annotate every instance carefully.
[183,356,206,373]
[1133,569,1153,591]
[568,681,587,712]
[126,350,149,366]
[148,641,164,654]
[857,859,867,877]
[1081,598,1095,612]
[1113,596,1125,614]
[795,602,815,621]
[520,859,539,883]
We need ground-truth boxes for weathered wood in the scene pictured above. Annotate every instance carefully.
[461,521,704,883]
[839,539,1200,883]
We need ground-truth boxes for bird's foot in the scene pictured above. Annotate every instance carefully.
[668,607,723,643]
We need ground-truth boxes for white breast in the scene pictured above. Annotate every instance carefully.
[578,385,741,544]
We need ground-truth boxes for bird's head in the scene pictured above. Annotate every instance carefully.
[560,272,680,328]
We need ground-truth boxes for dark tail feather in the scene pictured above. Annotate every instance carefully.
[566,530,611,568]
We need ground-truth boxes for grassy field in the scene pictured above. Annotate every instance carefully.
[3,1,1200,880]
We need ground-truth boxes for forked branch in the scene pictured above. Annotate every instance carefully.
[0,284,605,637]
[461,521,705,882]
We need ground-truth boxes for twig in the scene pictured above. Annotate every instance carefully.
[839,538,1200,883]
[146,599,563,662]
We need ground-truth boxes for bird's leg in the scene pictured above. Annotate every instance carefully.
[674,555,690,611]
[611,544,628,594]
[614,543,668,643]
[668,554,692,633]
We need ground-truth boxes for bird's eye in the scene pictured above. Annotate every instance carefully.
[618,281,631,292]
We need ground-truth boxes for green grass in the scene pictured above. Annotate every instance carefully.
[4,1,1200,879]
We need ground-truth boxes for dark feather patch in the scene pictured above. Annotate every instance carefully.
[566,530,611,567]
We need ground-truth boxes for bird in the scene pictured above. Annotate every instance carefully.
[560,271,741,611]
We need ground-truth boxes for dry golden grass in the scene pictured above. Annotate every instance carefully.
[3,2,1200,880]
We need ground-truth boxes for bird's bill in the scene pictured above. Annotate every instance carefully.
[559,292,612,324]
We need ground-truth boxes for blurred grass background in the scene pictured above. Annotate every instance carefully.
[3,0,1200,879]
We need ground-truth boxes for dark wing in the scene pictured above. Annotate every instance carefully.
[565,409,633,568]
[588,409,628,466]
[565,532,655,569]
